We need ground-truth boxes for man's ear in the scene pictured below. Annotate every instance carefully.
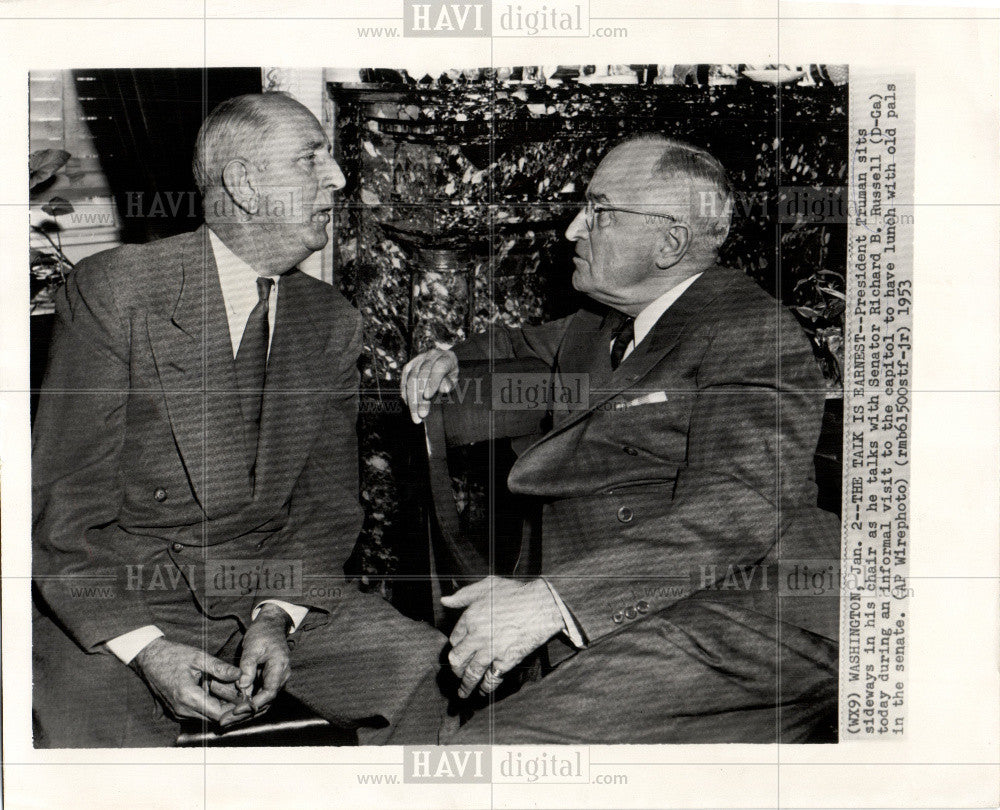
[654,223,691,269]
[221,158,259,216]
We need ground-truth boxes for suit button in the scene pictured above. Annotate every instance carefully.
[154,488,168,502]
[616,506,634,523]
[636,600,650,614]
[625,606,638,620]
[171,543,183,553]
[612,610,624,624]
[622,446,638,456]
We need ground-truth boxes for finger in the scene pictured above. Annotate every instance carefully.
[423,354,455,399]
[447,638,478,679]
[479,662,506,696]
[206,679,241,704]
[218,704,255,728]
[441,576,494,609]
[405,361,431,423]
[180,685,230,722]
[458,654,492,699]
[401,358,423,414]
[416,399,431,421]
[416,355,457,420]
[252,655,290,712]
[197,654,242,683]
[479,645,525,696]
[250,665,286,712]
[238,650,261,691]
[250,687,280,713]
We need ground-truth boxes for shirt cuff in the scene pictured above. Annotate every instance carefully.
[542,579,586,648]
[253,600,309,633]
[105,625,165,664]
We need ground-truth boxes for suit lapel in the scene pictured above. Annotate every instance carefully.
[550,308,611,429]
[252,269,339,507]
[596,268,737,407]
[147,226,252,514]
[532,268,738,446]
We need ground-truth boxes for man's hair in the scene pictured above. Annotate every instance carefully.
[618,133,734,251]
[192,92,305,196]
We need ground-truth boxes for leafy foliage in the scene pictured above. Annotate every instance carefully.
[30,151,76,310]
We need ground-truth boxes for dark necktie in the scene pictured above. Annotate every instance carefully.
[235,276,273,455]
[609,314,635,370]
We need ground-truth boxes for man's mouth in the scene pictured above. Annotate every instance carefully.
[310,206,332,226]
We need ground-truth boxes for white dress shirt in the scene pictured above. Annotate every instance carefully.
[551,271,703,648]
[105,231,308,664]
[608,272,703,364]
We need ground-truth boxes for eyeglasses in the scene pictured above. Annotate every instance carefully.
[584,200,680,232]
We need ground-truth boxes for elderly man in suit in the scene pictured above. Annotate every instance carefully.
[32,92,447,747]
[402,135,840,743]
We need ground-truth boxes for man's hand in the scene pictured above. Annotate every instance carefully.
[131,637,242,724]
[441,576,565,699]
[222,604,293,725]
[400,349,459,424]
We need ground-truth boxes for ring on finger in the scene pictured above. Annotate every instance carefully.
[481,663,504,687]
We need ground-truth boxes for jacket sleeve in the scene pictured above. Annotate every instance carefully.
[545,306,829,646]
[443,315,576,446]
[32,260,159,652]
[451,315,576,369]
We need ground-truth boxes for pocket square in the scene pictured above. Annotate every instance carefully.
[614,391,669,410]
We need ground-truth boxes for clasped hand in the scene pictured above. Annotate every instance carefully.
[442,576,565,699]
[132,605,291,728]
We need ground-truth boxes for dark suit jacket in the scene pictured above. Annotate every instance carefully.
[443,267,840,658]
[33,226,366,656]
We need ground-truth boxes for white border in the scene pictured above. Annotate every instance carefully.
[2,2,997,808]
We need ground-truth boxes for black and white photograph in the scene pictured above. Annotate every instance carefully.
[28,64,849,748]
[2,2,998,808]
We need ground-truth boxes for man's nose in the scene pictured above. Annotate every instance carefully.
[565,207,588,242]
[319,154,347,192]
[329,159,347,191]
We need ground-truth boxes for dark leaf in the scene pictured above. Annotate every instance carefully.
[34,219,63,234]
[42,196,74,217]
[29,149,71,189]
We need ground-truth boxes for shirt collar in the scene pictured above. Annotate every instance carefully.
[633,272,703,345]
[208,228,280,356]
[208,228,277,288]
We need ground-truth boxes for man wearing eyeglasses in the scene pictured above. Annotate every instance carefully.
[402,134,839,743]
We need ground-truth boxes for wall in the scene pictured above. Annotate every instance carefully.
[329,77,849,595]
